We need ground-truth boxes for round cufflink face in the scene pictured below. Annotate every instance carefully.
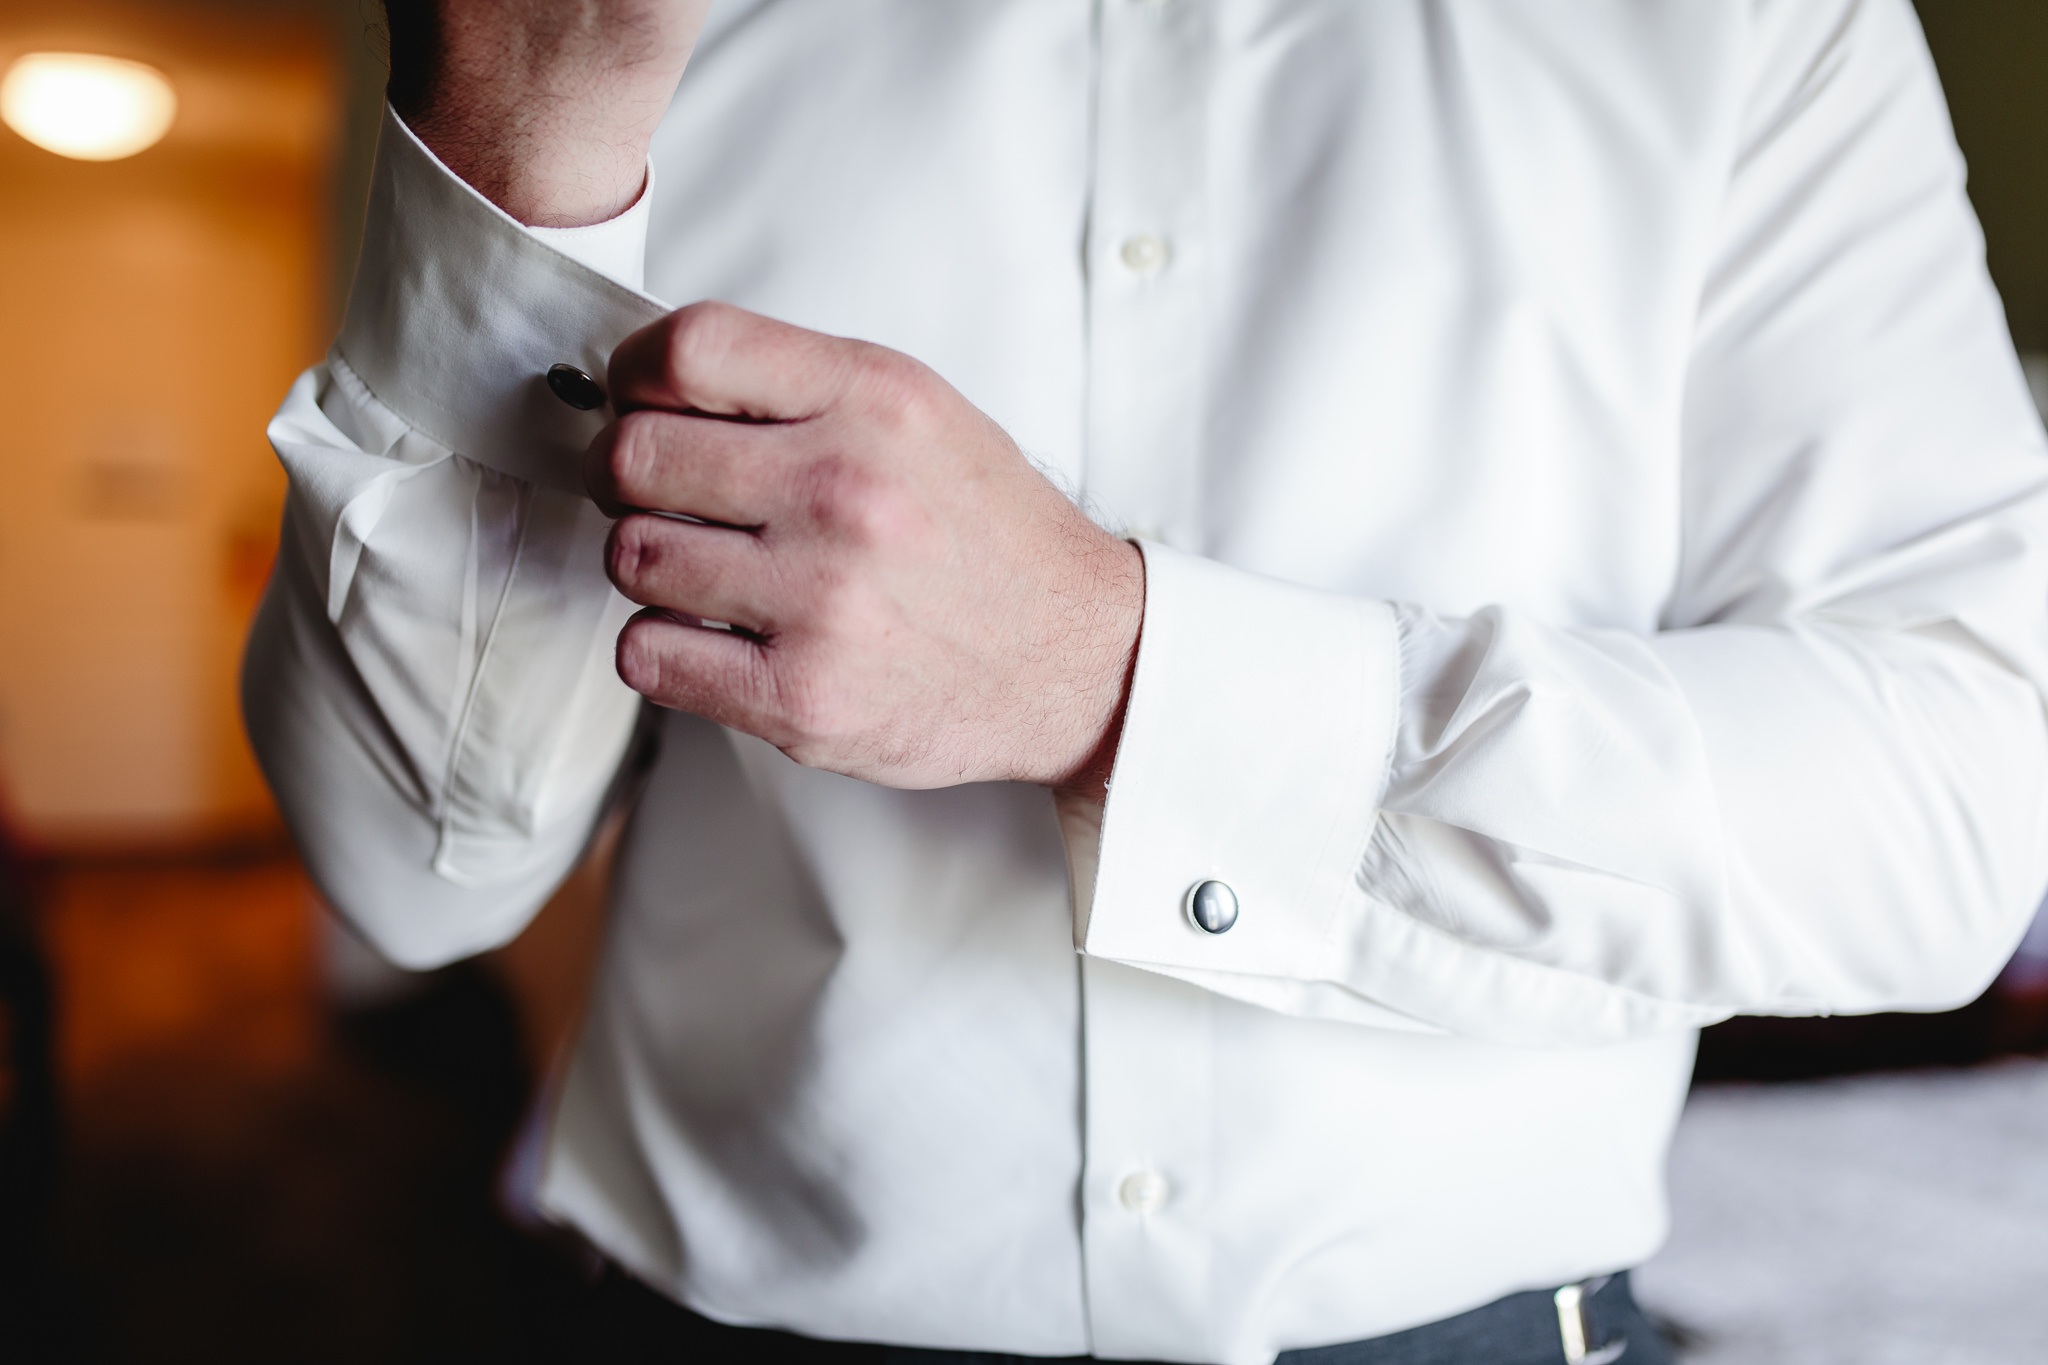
[1185,879,1239,935]
[546,363,607,411]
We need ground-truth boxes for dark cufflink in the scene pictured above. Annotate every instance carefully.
[547,363,607,411]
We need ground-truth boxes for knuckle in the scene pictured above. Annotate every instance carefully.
[854,345,938,427]
[605,414,660,501]
[804,575,887,653]
[804,458,906,547]
[664,300,738,381]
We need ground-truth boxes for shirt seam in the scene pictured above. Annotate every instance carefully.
[326,344,456,461]
[435,479,538,865]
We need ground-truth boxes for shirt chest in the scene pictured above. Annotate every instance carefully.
[645,0,1744,629]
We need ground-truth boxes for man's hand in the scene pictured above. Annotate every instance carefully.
[586,303,1145,794]
[384,0,710,226]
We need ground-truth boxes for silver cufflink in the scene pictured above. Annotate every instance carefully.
[1184,879,1239,934]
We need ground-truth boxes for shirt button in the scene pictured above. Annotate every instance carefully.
[1119,234,1171,276]
[1185,879,1239,934]
[546,362,607,410]
[1118,1169,1170,1213]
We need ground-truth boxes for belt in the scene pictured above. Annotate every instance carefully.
[584,1266,1668,1365]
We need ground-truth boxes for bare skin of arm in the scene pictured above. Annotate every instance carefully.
[385,0,710,226]
[384,2,1142,795]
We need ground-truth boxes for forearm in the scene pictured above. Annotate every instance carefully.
[383,0,709,226]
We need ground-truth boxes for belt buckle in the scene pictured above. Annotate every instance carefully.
[1554,1277,1628,1365]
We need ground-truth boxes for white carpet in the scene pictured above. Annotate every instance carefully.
[1633,1057,2048,1364]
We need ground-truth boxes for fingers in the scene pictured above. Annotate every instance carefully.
[608,300,853,422]
[615,608,783,735]
[585,407,797,523]
[606,514,789,634]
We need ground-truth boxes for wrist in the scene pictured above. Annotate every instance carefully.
[1046,539,1145,797]
[384,0,706,226]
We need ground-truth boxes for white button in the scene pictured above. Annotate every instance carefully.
[1119,234,1171,275]
[1118,1169,1170,1213]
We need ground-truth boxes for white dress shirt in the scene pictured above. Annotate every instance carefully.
[243,2,2048,1361]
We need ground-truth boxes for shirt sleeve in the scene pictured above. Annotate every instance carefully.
[242,106,668,968]
[1072,0,2048,1045]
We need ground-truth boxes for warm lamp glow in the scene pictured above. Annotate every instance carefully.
[2,52,177,161]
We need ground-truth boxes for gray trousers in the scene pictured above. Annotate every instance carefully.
[585,1267,1675,1365]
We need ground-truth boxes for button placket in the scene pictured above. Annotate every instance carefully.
[1080,957,1216,1360]
[1080,0,1210,551]
[1077,8,1218,1356]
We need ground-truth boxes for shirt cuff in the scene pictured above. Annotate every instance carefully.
[1075,541,1402,987]
[529,183,655,292]
[336,104,670,494]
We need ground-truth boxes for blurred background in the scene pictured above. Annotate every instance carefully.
[0,2,2044,1362]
